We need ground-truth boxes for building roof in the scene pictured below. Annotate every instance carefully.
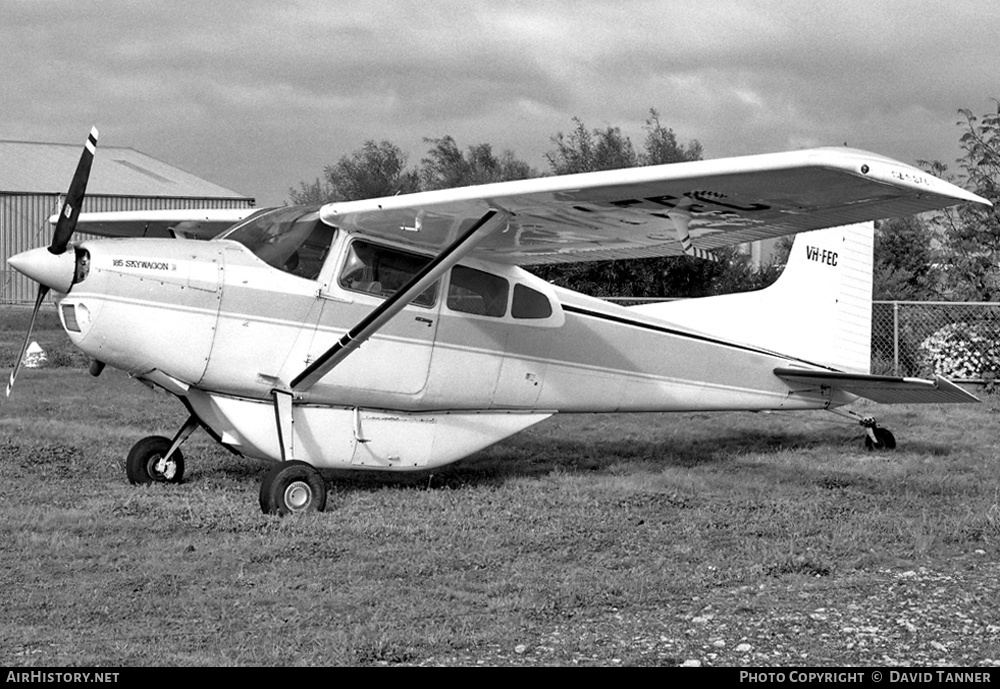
[0,138,252,200]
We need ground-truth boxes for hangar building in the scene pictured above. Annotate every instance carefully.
[0,138,255,304]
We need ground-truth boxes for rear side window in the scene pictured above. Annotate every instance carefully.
[512,284,553,319]
[447,266,509,317]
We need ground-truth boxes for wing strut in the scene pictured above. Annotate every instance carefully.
[290,208,512,392]
[666,208,719,262]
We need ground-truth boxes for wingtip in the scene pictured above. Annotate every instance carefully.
[954,187,992,207]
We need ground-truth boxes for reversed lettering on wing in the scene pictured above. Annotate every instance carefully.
[606,191,772,215]
[805,246,838,266]
[889,168,932,187]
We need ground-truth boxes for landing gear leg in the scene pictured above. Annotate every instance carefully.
[126,414,199,484]
[828,408,896,451]
[259,391,327,515]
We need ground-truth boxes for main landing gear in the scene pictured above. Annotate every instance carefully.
[125,409,329,515]
[258,461,327,516]
[828,409,896,451]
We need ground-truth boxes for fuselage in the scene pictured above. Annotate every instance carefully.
[49,206,840,467]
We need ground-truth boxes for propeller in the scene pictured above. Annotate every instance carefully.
[6,127,98,397]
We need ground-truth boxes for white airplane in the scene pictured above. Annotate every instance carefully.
[6,128,991,515]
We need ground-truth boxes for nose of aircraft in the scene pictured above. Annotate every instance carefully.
[8,246,77,294]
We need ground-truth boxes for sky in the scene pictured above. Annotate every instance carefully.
[3,0,998,207]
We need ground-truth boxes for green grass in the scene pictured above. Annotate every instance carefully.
[1,311,999,666]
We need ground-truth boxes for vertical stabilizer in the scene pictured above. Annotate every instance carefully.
[629,222,874,373]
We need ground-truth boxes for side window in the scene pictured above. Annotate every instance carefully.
[339,240,437,307]
[447,266,509,317]
[512,284,553,319]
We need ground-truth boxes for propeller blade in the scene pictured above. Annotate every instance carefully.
[6,285,50,397]
[50,127,99,255]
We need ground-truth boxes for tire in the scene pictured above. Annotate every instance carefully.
[864,427,896,451]
[126,435,185,484]
[259,460,327,516]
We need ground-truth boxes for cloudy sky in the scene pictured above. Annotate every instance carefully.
[3,0,998,206]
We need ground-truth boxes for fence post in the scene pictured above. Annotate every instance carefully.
[893,302,900,376]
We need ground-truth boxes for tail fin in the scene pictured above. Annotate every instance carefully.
[629,222,874,373]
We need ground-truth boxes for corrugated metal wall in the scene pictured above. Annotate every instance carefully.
[0,194,253,303]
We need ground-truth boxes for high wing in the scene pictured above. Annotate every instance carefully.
[52,207,264,240]
[318,147,989,265]
[773,368,980,404]
[286,146,987,392]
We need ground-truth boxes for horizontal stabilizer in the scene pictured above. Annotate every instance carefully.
[774,368,980,404]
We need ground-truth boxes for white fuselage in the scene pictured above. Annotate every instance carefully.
[56,231,841,469]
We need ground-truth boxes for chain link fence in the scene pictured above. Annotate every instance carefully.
[872,301,1000,382]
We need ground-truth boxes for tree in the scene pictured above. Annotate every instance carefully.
[288,177,335,205]
[546,118,639,174]
[420,136,535,190]
[288,140,420,204]
[872,216,940,301]
[640,108,703,165]
[920,100,1000,301]
[537,110,776,298]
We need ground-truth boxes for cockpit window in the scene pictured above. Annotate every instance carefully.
[218,206,335,280]
[339,240,437,307]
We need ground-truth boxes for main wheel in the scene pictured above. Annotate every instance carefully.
[259,460,327,516]
[864,426,896,451]
[126,435,185,484]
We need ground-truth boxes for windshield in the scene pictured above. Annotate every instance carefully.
[218,206,336,280]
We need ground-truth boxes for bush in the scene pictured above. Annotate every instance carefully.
[920,322,1000,379]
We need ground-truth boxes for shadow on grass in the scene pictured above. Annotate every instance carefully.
[101,403,960,505]
[203,419,891,495]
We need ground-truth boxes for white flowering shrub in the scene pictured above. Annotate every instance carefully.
[919,322,1000,379]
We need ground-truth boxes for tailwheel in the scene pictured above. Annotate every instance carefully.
[126,435,185,484]
[829,409,898,451]
[863,422,896,451]
[259,460,327,516]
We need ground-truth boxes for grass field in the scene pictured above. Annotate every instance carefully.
[1,307,999,666]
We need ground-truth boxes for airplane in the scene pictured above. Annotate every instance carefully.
[5,128,991,515]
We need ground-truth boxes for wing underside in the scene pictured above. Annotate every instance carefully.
[57,147,987,263]
[318,147,989,266]
[55,208,262,240]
